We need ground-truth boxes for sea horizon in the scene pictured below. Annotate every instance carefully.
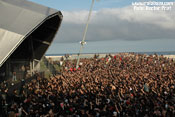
[45,51,175,56]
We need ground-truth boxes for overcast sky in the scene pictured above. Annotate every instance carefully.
[29,0,175,54]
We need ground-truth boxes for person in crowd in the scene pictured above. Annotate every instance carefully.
[12,72,17,82]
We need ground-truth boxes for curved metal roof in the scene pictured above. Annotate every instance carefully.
[0,0,63,67]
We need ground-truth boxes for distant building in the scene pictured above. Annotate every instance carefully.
[0,0,63,81]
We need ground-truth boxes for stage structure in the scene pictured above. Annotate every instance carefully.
[0,0,63,80]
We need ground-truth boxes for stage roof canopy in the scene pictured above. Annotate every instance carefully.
[0,0,63,67]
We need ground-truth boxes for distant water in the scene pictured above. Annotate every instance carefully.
[46,51,175,56]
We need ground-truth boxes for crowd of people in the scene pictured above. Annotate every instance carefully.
[0,53,175,117]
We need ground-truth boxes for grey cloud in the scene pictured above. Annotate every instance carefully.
[54,6,175,44]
